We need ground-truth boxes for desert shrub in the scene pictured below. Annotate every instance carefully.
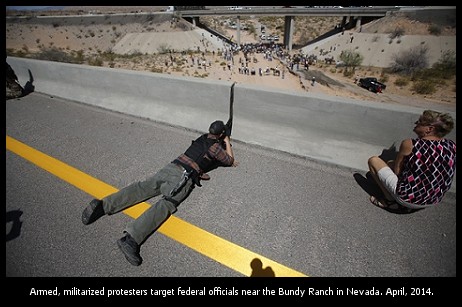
[88,56,103,66]
[339,50,363,72]
[394,77,410,87]
[390,45,429,76]
[14,50,27,58]
[72,50,85,63]
[388,27,405,39]
[343,69,354,77]
[379,74,389,83]
[428,24,442,36]
[412,80,436,94]
[175,58,186,66]
[412,50,456,82]
[414,68,439,81]
[100,51,116,62]
[151,67,163,73]
[431,50,456,78]
[127,51,143,57]
[33,47,78,63]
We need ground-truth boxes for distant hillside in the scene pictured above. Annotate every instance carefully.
[6,7,455,69]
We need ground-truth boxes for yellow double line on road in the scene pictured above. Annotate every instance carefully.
[6,135,307,277]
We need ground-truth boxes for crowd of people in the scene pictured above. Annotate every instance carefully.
[162,39,322,88]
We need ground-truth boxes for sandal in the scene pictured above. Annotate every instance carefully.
[370,195,387,208]
[370,195,398,208]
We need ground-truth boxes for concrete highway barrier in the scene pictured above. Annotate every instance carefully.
[8,57,456,191]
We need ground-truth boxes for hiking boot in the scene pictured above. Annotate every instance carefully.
[117,233,143,266]
[81,199,105,225]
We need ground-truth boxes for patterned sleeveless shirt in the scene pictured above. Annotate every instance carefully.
[396,138,456,205]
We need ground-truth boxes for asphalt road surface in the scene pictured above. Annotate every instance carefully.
[5,92,456,299]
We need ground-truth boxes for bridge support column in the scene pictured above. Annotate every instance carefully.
[341,16,347,29]
[191,17,199,27]
[348,16,355,27]
[236,16,241,45]
[283,16,294,51]
[355,16,362,31]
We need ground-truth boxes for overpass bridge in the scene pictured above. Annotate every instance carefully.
[177,6,400,50]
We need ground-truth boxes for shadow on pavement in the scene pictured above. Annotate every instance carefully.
[353,172,420,215]
[250,258,275,277]
[6,209,23,242]
[353,144,422,215]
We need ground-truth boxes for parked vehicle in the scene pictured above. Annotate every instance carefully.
[357,77,386,93]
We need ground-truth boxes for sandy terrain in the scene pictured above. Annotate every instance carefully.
[5,7,456,112]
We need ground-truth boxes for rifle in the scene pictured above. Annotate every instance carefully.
[220,82,235,149]
[224,82,235,137]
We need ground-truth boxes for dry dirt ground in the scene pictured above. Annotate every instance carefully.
[5,6,456,112]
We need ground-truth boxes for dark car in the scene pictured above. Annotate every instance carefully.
[358,77,386,93]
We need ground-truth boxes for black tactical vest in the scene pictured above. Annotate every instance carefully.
[183,134,220,173]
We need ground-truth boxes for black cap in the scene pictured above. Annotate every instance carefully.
[209,120,226,135]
